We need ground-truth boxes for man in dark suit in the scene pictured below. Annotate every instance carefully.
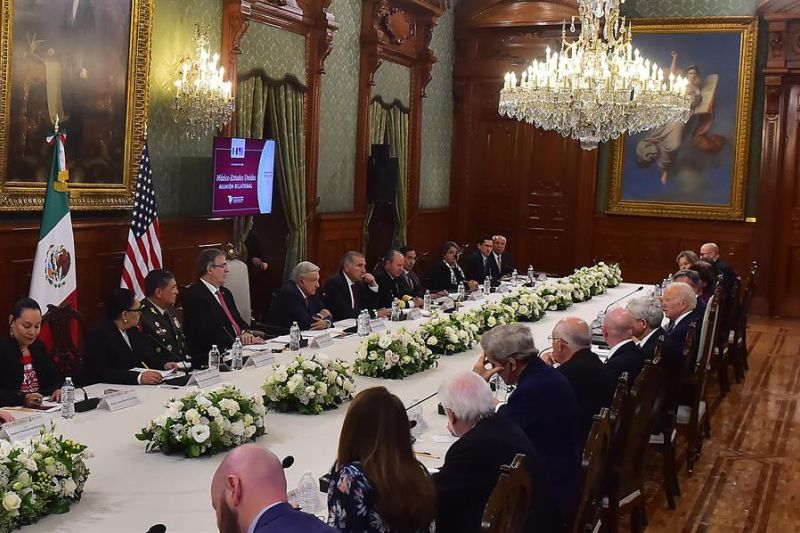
[434,371,565,533]
[374,250,423,309]
[473,324,579,517]
[488,234,516,278]
[603,308,647,383]
[672,269,707,316]
[662,282,704,365]
[464,236,495,284]
[549,317,615,447]
[211,444,336,533]
[627,296,668,359]
[321,251,383,321]
[397,245,428,297]
[139,269,190,369]
[182,248,262,368]
[700,242,736,293]
[267,261,332,331]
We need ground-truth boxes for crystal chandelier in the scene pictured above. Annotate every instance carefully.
[173,25,234,140]
[498,0,692,150]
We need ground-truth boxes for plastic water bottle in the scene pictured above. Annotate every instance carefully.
[511,269,518,287]
[527,265,534,283]
[60,377,75,419]
[391,300,401,322]
[591,311,605,338]
[231,337,243,370]
[297,470,319,512]
[289,322,301,351]
[490,374,507,402]
[208,345,221,371]
[408,397,426,438]
[457,282,466,301]
[423,290,431,311]
[357,310,369,336]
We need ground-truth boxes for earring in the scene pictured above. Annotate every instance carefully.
[123,318,127,324]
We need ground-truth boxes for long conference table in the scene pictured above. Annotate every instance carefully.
[22,282,645,533]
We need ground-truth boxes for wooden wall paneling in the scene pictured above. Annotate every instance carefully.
[776,83,800,315]
[315,213,365,279]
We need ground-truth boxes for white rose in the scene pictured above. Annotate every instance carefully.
[2,491,21,511]
[0,440,12,459]
[195,395,212,408]
[154,414,169,428]
[207,406,221,418]
[274,369,289,383]
[61,478,78,498]
[317,383,328,396]
[378,336,392,349]
[487,316,497,327]
[167,400,184,411]
[230,421,245,436]
[189,424,210,443]
[185,408,200,424]
[519,305,529,316]
[368,351,378,361]
[245,425,257,438]
[343,380,355,393]
[426,336,438,346]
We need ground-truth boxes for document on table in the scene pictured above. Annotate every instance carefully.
[431,434,459,444]
[130,368,178,378]
[333,318,356,329]
[244,342,286,352]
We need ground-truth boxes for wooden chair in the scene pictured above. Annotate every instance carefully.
[571,408,613,533]
[41,302,86,381]
[709,274,732,396]
[649,323,697,509]
[730,261,758,373]
[722,277,746,383]
[679,289,720,474]
[606,355,666,533]
[481,454,532,533]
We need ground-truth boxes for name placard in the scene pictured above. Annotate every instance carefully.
[0,415,47,442]
[310,332,334,348]
[496,284,512,294]
[244,352,276,368]
[98,389,141,412]
[370,319,388,332]
[186,369,223,389]
[407,308,424,320]
[468,291,485,301]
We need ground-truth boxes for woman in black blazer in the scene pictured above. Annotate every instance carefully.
[429,241,478,294]
[82,288,164,386]
[0,298,60,407]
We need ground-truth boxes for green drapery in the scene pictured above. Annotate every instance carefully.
[369,101,389,145]
[267,82,307,279]
[387,106,409,247]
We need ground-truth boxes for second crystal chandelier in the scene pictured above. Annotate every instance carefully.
[498,0,692,150]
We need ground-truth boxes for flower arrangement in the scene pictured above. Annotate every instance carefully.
[136,384,266,458]
[563,277,591,303]
[0,426,91,531]
[536,281,574,311]
[262,353,355,415]
[354,328,438,379]
[571,266,608,296]
[418,313,479,355]
[595,262,623,287]
[501,288,546,322]
[467,302,516,334]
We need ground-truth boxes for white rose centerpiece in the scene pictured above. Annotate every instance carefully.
[136,384,266,458]
[418,312,479,355]
[354,328,438,378]
[262,353,355,415]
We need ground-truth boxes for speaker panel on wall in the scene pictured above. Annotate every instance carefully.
[367,144,398,205]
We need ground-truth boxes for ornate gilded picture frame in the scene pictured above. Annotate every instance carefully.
[0,0,152,211]
[606,17,757,220]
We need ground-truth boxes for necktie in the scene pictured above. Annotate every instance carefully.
[666,320,675,333]
[350,283,358,309]
[215,290,242,336]
[497,255,502,274]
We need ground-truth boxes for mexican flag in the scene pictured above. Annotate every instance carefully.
[30,129,77,322]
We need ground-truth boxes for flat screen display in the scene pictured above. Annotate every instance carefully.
[211,137,275,217]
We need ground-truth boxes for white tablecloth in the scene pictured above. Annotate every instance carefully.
[22,283,645,533]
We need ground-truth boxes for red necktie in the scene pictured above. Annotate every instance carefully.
[216,290,242,336]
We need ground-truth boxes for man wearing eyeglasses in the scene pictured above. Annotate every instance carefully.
[183,248,263,369]
[545,317,614,447]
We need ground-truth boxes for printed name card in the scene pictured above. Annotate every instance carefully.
[244,352,276,368]
[370,319,388,332]
[468,291,485,301]
[98,389,141,412]
[439,298,456,311]
[0,415,47,442]
[186,369,223,389]
[496,284,512,294]
[310,332,334,348]
[407,308,424,321]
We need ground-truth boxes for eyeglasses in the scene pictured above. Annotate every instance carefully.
[547,335,568,345]
[210,263,228,269]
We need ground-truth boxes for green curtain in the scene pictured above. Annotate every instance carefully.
[233,76,268,256]
[369,101,389,145]
[387,106,409,247]
[267,83,306,279]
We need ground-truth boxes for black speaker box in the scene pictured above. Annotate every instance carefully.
[367,144,398,205]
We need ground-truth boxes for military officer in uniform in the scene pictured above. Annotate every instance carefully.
[139,269,190,369]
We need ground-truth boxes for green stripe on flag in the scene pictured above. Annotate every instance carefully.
[39,138,69,239]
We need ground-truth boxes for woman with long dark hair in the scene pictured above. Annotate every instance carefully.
[327,386,437,532]
[0,298,60,407]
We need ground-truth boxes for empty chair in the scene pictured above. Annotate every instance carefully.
[571,408,613,533]
[481,454,532,533]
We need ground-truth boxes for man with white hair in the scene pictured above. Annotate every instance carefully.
[603,307,647,382]
[210,443,335,533]
[549,317,615,446]
[488,235,516,279]
[627,296,667,359]
[472,323,578,517]
[661,282,703,351]
[434,372,563,533]
[265,261,331,331]
[699,242,736,292]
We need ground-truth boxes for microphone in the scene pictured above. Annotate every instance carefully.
[146,525,166,533]
[405,392,438,411]
[604,286,644,313]
[75,387,100,413]
[281,455,295,469]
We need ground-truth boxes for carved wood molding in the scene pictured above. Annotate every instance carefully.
[354,0,447,219]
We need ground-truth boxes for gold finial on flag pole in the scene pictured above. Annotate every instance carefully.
[52,114,70,193]
[54,114,60,134]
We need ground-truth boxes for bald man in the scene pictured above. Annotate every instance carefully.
[550,317,615,446]
[210,444,335,533]
[699,242,736,292]
[603,308,647,382]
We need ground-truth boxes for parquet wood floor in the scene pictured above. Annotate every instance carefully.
[640,317,800,533]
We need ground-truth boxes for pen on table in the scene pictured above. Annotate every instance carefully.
[141,361,150,369]
[414,451,440,459]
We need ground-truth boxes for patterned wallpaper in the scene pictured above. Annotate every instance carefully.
[373,62,411,107]
[238,23,305,81]
[419,6,455,209]
[317,0,361,213]
[148,0,222,216]
[622,0,757,17]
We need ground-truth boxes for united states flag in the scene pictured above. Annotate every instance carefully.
[121,142,162,299]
